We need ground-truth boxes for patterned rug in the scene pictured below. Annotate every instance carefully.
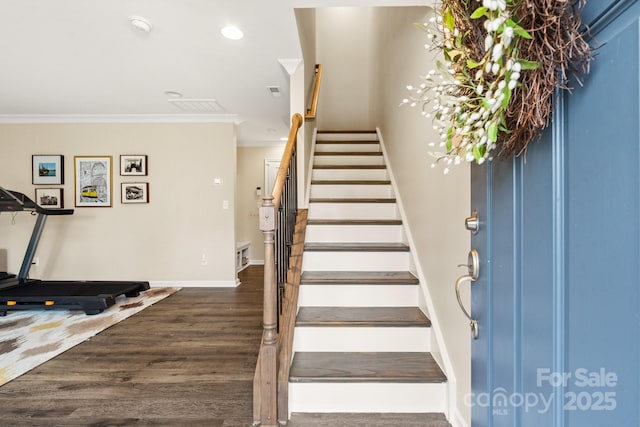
[0,287,179,386]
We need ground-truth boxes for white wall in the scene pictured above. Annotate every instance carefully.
[370,7,471,425]
[0,122,238,286]
[315,7,374,130]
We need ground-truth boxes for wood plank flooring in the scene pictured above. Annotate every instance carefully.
[0,267,265,426]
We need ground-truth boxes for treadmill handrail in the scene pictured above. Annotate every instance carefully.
[0,187,73,216]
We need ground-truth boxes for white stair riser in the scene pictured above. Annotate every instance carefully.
[288,383,446,414]
[315,143,380,153]
[298,284,418,307]
[314,155,385,166]
[317,133,378,142]
[308,203,398,220]
[310,184,393,198]
[292,327,431,352]
[305,225,404,243]
[312,168,388,181]
[302,252,410,271]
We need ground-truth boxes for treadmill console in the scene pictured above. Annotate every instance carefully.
[0,186,24,211]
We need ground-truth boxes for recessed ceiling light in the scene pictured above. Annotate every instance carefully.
[164,91,183,99]
[221,25,244,40]
[129,16,152,33]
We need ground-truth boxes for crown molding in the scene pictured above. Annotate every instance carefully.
[0,114,238,124]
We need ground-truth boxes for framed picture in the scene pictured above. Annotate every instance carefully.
[120,155,148,176]
[35,188,64,209]
[74,156,112,207]
[32,155,64,185]
[121,183,149,204]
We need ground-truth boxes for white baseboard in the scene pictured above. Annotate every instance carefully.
[250,259,264,265]
[150,280,239,288]
[451,407,470,427]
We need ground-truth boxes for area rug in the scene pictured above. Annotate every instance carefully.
[0,287,179,386]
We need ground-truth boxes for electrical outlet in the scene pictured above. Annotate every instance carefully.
[201,254,208,266]
[31,257,39,266]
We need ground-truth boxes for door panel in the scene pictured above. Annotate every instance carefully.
[564,17,640,426]
[470,1,640,425]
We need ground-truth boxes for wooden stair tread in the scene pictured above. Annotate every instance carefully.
[296,307,430,327]
[304,242,409,252]
[315,152,383,156]
[307,219,402,225]
[301,271,419,285]
[313,165,387,169]
[311,180,391,185]
[287,412,451,426]
[289,352,446,383]
[309,198,396,203]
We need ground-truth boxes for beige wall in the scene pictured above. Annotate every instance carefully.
[371,7,471,424]
[295,7,318,203]
[0,122,237,286]
[236,145,286,262]
[315,7,374,130]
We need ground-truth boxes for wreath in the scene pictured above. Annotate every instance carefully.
[403,0,592,172]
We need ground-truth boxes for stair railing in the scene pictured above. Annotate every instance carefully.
[305,64,322,120]
[254,113,303,427]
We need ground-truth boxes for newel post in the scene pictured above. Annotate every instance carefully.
[258,195,278,426]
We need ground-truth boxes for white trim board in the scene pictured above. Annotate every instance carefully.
[0,114,238,124]
[150,280,238,288]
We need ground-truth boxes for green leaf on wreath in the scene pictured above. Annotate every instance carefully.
[466,59,481,69]
[519,59,540,70]
[444,11,455,31]
[470,7,488,19]
[488,122,498,143]
[502,86,512,108]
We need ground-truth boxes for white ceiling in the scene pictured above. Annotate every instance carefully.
[0,0,429,145]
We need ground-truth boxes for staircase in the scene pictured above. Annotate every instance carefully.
[287,131,449,423]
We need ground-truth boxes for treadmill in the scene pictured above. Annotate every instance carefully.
[0,186,150,315]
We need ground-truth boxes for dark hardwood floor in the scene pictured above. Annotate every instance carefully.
[0,266,265,426]
[0,265,452,426]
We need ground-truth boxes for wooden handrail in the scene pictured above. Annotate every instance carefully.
[271,113,303,208]
[305,64,322,120]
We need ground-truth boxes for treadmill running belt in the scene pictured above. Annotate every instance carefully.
[0,281,146,297]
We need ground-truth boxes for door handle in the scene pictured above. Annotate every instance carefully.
[455,249,479,339]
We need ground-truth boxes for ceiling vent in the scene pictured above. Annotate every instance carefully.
[167,99,226,113]
[267,86,282,98]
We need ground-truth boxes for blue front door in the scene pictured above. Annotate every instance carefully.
[470,2,640,425]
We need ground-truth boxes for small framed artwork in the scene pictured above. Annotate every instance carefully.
[121,183,149,204]
[74,156,112,207]
[120,155,148,176]
[32,155,64,185]
[35,188,64,209]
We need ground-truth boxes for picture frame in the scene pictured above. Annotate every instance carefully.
[32,155,64,185]
[121,183,149,204]
[74,156,112,207]
[120,155,148,176]
[35,188,64,209]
